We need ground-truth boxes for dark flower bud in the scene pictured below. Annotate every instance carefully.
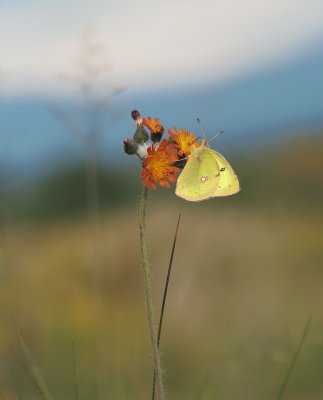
[123,138,148,159]
[150,125,164,143]
[133,125,149,144]
[131,110,141,121]
[131,110,143,126]
[123,138,139,155]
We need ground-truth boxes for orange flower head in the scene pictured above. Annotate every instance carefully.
[168,127,200,157]
[141,139,180,189]
[142,116,164,143]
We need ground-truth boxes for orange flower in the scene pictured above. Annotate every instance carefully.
[141,140,180,189]
[142,117,163,133]
[142,116,164,143]
[168,127,200,157]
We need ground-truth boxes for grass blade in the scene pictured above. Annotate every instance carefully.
[17,331,52,400]
[277,315,312,400]
[152,213,182,400]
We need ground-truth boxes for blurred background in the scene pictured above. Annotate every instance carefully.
[0,0,323,399]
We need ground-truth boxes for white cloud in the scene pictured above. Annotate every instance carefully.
[1,0,323,95]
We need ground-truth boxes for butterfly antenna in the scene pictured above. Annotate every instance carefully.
[196,118,223,143]
[197,118,224,144]
[196,118,206,139]
[208,130,224,144]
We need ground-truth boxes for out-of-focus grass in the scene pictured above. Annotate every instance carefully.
[0,134,322,399]
[1,206,322,399]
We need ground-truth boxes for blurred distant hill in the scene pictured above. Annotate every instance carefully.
[1,47,323,180]
[1,133,322,222]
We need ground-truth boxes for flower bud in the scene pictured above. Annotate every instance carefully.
[123,138,148,159]
[123,138,139,155]
[131,109,140,121]
[131,109,142,126]
[133,125,149,144]
[151,125,164,143]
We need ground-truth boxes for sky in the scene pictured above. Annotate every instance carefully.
[1,0,323,96]
[0,0,322,178]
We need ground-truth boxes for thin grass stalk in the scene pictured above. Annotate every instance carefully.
[152,213,181,400]
[138,185,165,400]
[277,315,312,400]
[18,334,52,400]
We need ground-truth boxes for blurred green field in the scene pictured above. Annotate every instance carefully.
[0,134,322,399]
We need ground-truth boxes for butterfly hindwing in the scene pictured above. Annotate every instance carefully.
[209,150,240,197]
[175,146,221,201]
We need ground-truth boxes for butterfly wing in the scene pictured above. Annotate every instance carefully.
[209,150,240,197]
[175,147,221,201]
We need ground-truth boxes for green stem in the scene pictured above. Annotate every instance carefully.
[139,185,165,400]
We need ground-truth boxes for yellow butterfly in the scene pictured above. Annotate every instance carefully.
[175,139,240,201]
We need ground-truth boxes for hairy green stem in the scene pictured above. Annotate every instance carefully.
[139,186,165,400]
